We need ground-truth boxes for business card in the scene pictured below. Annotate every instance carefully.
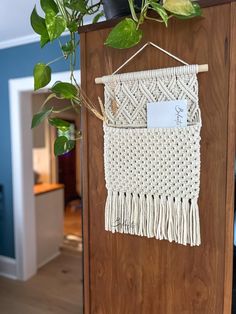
[147,99,187,128]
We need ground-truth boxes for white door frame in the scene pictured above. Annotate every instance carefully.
[9,70,81,281]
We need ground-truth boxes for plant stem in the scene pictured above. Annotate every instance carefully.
[52,105,76,114]
[87,0,103,14]
[55,0,69,22]
[144,14,164,23]
[47,55,64,66]
[40,93,56,111]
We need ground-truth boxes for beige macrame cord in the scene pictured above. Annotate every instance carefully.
[102,65,202,246]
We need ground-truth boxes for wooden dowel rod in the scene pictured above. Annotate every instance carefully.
[198,64,209,73]
[95,77,104,84]
[94,64,209,84]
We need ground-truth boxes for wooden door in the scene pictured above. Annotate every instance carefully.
[81,3,236,313]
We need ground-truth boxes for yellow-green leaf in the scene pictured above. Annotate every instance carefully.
[45,13,67,41]
[105,18,143,49]
[163,0,195,16]
[173,2,202,19]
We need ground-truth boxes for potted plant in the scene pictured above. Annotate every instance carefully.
[103,0,142,19]
[31,0,201,156]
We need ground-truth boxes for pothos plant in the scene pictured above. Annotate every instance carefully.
[106,0,201,48]
[31,0,201,156]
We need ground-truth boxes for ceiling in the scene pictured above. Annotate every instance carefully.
[0,0,42,43]
[0,1,99,49]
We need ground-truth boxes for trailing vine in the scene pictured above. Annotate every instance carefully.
[31,0,201,156]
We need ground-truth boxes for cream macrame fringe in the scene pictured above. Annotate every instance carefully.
[105,190,201,246]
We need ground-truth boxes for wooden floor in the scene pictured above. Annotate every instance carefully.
[64,201,82,237]
[0,250,83,314]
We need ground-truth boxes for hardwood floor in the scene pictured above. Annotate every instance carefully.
[64,201,82,237]
[0,250,83,314]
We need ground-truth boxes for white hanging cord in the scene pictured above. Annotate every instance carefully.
[112,41,188,75]
[95,41,208,84]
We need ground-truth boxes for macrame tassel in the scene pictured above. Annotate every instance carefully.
[181,198,191,245]
[159,196,167,240]
[111,190,118,233]
[119,192,125,233]
[105,191,201,246]
[131,193,139,235]
[167,198,174,242]
[125,193,132,234]
[153,195,160,239]
[174,197,182,244]
[138,193,147,237]
[147,194,154,238]
[189,198,201,246]
[105,190,112,232]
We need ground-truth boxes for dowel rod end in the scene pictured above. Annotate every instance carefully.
[95,77,102,84]
[198,64,209,73]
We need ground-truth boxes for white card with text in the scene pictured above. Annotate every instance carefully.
[147,100,188,128]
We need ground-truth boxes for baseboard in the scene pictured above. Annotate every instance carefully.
[37,251,61,269]
[0,255,17,280]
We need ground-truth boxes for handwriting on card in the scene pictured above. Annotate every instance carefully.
[147,99,187,128]
[175,105,184,127]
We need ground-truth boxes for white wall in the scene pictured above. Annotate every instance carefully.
[32,93,51,183]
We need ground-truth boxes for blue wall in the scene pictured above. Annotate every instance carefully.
[0,36,80,258]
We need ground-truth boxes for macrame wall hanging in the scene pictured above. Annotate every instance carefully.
[95,42,208,246]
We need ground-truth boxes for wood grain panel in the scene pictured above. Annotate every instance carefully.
[80,31,92,314]
[81,4,235,314]
[223,3,236,313]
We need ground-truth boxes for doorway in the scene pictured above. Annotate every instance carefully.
[9,71,83,314]
[32,91,83,255]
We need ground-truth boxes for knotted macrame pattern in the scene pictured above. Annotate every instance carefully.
[101,65,202,246]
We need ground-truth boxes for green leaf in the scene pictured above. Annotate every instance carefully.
[40,0,58,15]
[45,13,67,41]
[30,7,50,47]
[51,82,77,99]
[67,20,78,32]
[48,118,71,131]
[40,35,50,48]
[34,63,51,90]
[61,40,74,58]
[54,136,67,155]
[66,140,75,151]
[31,6,47,35]
[64,0,87,13]
[31,108,53,129]
[105,18,143,49]
[62,40,74,53]
[54,136,75,156]
[163,0,196,16]
[92,12,104,24]
[150,2,169,26]
[193,3,202,16]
